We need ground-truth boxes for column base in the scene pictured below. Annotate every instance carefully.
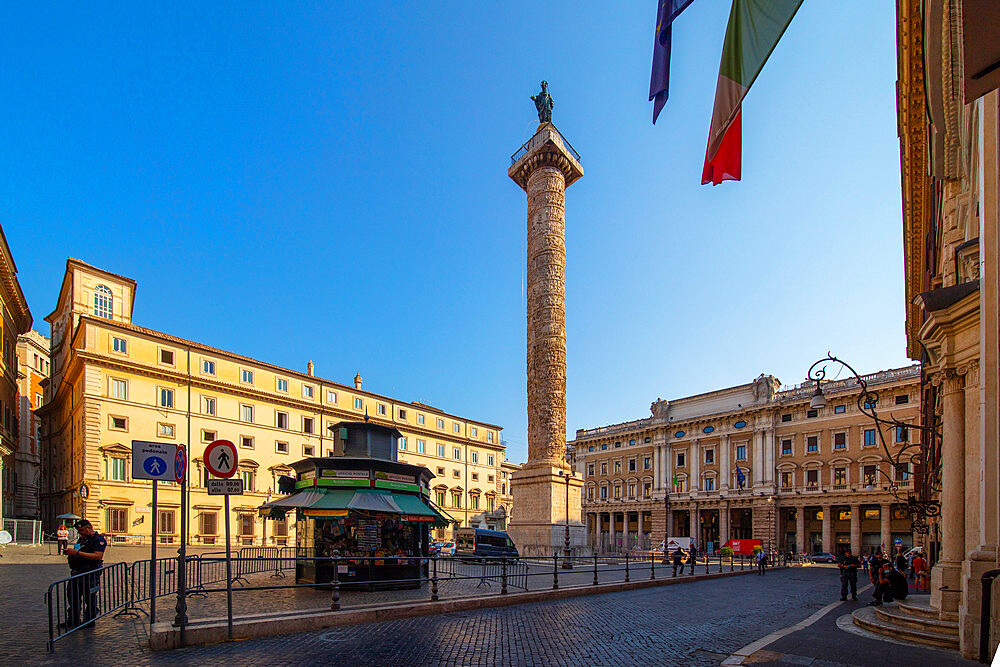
[959,547,999,659]
[931,560,964,619]
[506,521,587,558]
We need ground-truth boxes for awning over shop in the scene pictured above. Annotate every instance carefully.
[259,488,449,525]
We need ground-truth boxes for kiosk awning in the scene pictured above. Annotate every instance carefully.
[259,488,449,525]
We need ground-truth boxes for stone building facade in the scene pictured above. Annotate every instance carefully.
[571,366,922,556]
[39,259,508,544]
[15,330,49,519]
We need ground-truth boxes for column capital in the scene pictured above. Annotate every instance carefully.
[508,123,583,190]
[932,368,967,395]
[959,360,980,386]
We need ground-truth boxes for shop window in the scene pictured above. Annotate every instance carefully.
[838,509,851,521]
[864,508,880,520]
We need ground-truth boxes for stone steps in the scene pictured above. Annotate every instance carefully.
[874,603,959,633]
[852,605,959,649]
[897,598,942,619]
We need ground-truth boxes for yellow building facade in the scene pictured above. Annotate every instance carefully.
[40,259,508,544]
[0,225,33,524]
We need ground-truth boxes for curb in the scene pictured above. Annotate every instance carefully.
[151,565,790,650]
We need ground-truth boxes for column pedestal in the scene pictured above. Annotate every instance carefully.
[507,465,585,557]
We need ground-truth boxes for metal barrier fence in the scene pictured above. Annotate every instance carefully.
[47,550,790,651]
[3,518,43,544]
[45,562,132,651]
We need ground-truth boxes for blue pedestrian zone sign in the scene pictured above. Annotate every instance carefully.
[132,441,178,481]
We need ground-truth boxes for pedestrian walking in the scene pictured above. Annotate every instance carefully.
[64,519,107,628]
[671,547,683,577]
[894,548,907,573]
[756,550,766,575]
[57,523,69,554]
[838,549,861,600]
[912,552,929,592]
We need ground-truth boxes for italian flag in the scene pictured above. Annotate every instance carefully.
[702,0,803,185]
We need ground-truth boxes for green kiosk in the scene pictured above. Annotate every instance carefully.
[259,421,450,590]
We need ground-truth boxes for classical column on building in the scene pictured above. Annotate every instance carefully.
[609,512,616,550]
[931,369,966,617]
[753,427,765,486]
[962,361,982,558]
[689,439,700,492]
[795,507,806,555]
[663,442,673,493]
[763,427,776,489]
[720,435,731,491]
[880,503,892,553]
[850,504,861,554]
[690,505,699,546]
[821,505,832,554]
[507,111,584,556]
[719,500,730,546]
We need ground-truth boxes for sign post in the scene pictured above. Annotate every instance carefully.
[205,440,239,640]
[131,441,177,626]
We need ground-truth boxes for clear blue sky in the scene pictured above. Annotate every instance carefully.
[0,2,909,463]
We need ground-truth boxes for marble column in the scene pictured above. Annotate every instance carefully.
[850,504,861,554]
[664,445,673,494]
[932,370,966,616]
[720,501,730,545]
[721,435,731,490]
[753,429,765,486]
[821,505,832,553]
[690,440,700,492]
[880,503,892,554]
[690,506,699,546]
[795,507,806,555]
[609,512,616,550]
[763,428,776,488]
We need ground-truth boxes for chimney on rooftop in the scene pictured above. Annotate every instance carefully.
[307,360,314,376]
[354,372,363,389]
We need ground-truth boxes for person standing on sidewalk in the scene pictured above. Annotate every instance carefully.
[672,547,684,577]
[912,551,928,592]
[687,546,697,575]
[64,519,107,628]
[756,550,766,575]
[56,523,69,554]
[838,549,861,600]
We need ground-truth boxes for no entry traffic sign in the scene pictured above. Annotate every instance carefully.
[204,440,238,478]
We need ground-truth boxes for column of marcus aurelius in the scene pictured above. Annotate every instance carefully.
[506,86,586,556]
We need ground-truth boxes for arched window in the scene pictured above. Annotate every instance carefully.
[94,285,113,319]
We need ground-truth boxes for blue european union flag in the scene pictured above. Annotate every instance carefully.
[649,0,695,123]
[736,466,746,489]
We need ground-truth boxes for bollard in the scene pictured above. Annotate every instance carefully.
[730,555,734,572]
[431,557,439,602]
[593,554,598,586]
[330,557,341,611]
[650,551,655,580]
[705,556,709,575]
[552,554,559,590]
[718,554,722,573]
[501,558,508,595]
[625,553,630,582]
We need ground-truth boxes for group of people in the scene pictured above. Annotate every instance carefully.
[668,545,772,577]
[837,546,928,606]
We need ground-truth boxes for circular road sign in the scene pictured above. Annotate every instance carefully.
[204,439,238,479]
[174,445,187,484]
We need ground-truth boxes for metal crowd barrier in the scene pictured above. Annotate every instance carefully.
[45,562,131,652]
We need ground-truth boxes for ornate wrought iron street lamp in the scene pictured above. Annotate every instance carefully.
[558,469,574,569]
[805,354,941,533]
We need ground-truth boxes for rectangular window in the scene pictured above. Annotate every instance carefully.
[628,458,636,472]
[453,423,461,433]
[780,471,792,488]
[303,385,314,399]
[487,497,495,512]
[863,465,877,485]
[276,441,288,454]
[895,462,910,481]
[834,404,846,414]
[200,512,217,536]
[276,412,288,429]
[417,439,426,454]
[238,513,254,537]
[110,415,127,431]
[587,463,595,477]
[398,437,407,451]
[807,409,818,418]
[488,432,494,443]
[895,395,909,405]
[159,388,174,409]
[111,378,127,400]
[241,369,254,384]
[240,404,254,423]
[112,337,128,354]
[643,457,651,470]
[806,469,818,487]
[376,403,386,415]
[600,486,608,499]
[781,413,792,422]
[601,462,608,475]
[451,492,462,508]
[240,436,254,449]
[110,457,127,481]
[437,418,445,429]
[302,417,314,434]
[471,427,478,437]
[399,408,407,420]
[471,451,478,463]
[452,469,460,478]
[453,447,461,460]
[807,435,819,452]
[437,444,445,457]
[202,396,216,416]
[158,510,175,535]
[834,432,847,449]
[864,508,880,520]
[327,390,337,403]
[202,359,215,375]
[628,483,636,498]
[354,397,363,410]
[676,452,686,468]
[864,429,877,446]
[277,378,288,392]
[834,467,847,485]
[614,461,622,474]
[704,477,715,491]
[487,455,494,466]
[106,508,127,533]
[434,490,445,506]
[736,445,747,460]
[160,349,174,365]
[705,449,714,464]
[241,470,254,492]
[417,414,425,425]
[470,495,479,510]
[202,430,216,442]
[303,445,315,456]
[895,426,908,443]
[158,423,175,438]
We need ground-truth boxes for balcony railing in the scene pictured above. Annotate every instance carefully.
[510,125,582,165]
[779,364,921,399]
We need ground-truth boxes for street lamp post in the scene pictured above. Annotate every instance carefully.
[558,469,573,569]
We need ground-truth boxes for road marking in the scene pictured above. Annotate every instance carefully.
[722,583,873,665]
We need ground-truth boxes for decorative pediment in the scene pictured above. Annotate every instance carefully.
[99,443,131,455]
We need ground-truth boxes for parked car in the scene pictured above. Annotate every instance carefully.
[437,541,457,557]
[455,528,519,560]
[428,542,441,557]
[809,552,838,563]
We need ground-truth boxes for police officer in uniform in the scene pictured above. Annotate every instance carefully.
[64,519,107,627]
